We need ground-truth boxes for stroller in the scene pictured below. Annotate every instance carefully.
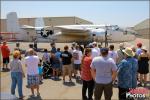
[42,61,53,79]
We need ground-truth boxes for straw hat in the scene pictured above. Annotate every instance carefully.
[122,47,135,57]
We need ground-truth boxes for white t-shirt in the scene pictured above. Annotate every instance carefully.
[73,49,83,64]
[108,50,118,63]
[42,53,50,62]
[69,47,76,55]
[25,55,39,75]
[91,47,100,59]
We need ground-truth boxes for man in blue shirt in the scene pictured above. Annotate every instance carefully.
[117,47,138,100]
[136,42,142,56]
[50,42,56,53]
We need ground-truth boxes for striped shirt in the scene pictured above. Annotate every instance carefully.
[10,59,23,73]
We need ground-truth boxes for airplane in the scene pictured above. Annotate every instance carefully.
[21,18,54,38]
[5,12,137,46]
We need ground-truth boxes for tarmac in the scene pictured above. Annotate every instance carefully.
[0,37,150,99]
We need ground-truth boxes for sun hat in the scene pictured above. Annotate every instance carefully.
[122,47,135,57]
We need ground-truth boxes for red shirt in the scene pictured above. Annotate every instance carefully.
[81,56,93,81]
[1,45,10,58]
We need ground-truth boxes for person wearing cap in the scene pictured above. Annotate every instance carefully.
[10,50,25,99]
[138,46,150,86]
[90,47,117,100]
[136,42,142,56]
[91,42,100,59]
[1,41,10,71]
[116,43,125,65]
[117,47,138,100]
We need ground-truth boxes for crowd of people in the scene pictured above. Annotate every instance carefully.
[0,41,150,100]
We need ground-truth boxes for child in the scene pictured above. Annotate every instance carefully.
[50,52,60,80]
[38,59,43,84]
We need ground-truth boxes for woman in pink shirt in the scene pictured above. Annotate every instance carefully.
[81,48,94,100]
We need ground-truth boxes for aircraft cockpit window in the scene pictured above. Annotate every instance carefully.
[112,26,119,31]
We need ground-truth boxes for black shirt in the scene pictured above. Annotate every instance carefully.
[51,47,57,53]
[61,51,72,65]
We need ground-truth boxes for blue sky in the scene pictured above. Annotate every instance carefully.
[1,1,149,27]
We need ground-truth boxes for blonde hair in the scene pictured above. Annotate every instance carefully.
[28,48,34,55]
[13,50,20,58]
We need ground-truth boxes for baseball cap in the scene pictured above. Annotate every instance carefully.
[101,48,109,53]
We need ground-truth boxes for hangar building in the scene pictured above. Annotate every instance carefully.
[0,16,93,41]
[134,18,150,39]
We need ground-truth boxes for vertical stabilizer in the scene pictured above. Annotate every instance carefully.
[6,12,20,32]
[6,12,26,40]
[35,17,45,27]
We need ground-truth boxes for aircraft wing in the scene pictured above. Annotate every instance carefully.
[54,25,90,36]
[21,25,35,30]
[21,25,51,30]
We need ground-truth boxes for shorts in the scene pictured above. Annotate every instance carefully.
[27,74,39,87]
[52,64,60,69]
[3,57,9,64]
[63,64,72,76]
[73,64,81,70]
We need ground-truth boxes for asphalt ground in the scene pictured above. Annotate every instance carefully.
[0,37,150,99]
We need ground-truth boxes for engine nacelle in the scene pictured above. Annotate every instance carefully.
[48,30,54,35]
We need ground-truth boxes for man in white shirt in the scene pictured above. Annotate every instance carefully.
[72,45,83,78]
[91,42,100,59]
[108,45,118,64]
[69,42,77,55]
[25,49,40,97]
